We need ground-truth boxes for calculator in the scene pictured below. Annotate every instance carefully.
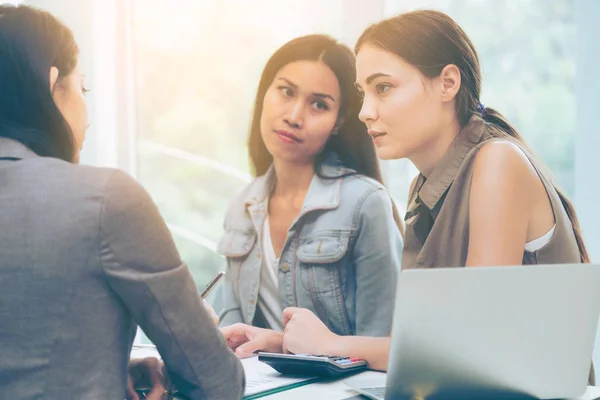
[257,352,368,378]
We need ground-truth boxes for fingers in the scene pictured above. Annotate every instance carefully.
[145,358,166,389]
[235,336,267,358]
[141,358,166,400]
[220,323,253,340]
[127,357,167,400]
[281,336,291,355]
[282,307,302,326]
[126,375,140,400]
[221,324,253,351]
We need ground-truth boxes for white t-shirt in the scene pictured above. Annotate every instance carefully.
[257,215,284,331]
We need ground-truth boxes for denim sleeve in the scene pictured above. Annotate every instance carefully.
[216,191,248,327]
[218,260,244,327]
[352,188,403,337]
[99,170,245,399]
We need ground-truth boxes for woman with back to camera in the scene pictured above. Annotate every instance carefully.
[0,5,244,399]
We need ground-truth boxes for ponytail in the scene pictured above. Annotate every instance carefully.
[556,190,590,263]
[481,107,525,142]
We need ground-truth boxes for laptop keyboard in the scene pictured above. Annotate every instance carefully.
[363,386,386,398]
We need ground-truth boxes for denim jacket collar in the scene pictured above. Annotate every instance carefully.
[244,153,353,216]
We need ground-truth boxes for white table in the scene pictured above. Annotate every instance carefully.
[131,346,600,400]
[259,370,385,399]
[261,375,600,400]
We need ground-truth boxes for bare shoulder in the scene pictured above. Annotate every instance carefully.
[472,140,540,191]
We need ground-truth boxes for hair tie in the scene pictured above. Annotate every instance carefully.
[477,102,486,114]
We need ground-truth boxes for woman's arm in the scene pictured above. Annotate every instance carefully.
[218,261,245,327]
[467,141,551,267]
[282,307,390,371]
[217,191,250,328]
[99,170,244,400]
[352,188,403,336]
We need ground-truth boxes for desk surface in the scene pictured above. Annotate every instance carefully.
[260,375,600,400]
[260,370,384,399]
[131,346,600,400]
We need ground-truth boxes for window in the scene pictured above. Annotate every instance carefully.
[131,0,346,296]
[385,0,577,199]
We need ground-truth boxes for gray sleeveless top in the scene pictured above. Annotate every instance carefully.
[402,115,580,269]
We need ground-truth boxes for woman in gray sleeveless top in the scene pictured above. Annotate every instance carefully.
[354,9,593,383]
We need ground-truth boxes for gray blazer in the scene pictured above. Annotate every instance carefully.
[0,138,244,399]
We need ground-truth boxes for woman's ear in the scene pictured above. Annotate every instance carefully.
[49,66,59,93]
[439,64,461,103]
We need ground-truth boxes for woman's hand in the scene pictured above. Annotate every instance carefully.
[126,357,169,400]
[282,307,338,355]
[220,323,283,358]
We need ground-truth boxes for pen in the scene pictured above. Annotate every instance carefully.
[200,271,225,299]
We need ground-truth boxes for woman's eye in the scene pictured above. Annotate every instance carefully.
[311,100,329,111]
[278,86,293,97]
[82,87,90,95]
[375,83,392,94]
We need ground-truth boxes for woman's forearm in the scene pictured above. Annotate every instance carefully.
[328,336,390,371]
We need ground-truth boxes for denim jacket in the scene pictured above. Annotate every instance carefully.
[217,156,403,337]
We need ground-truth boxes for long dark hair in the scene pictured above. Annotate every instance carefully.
[0,4,77,162]
[356,10,588,262]
[248,34,403,233]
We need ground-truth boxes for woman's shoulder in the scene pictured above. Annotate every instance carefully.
[339,173,387,199]
[27,157,131,197]
[471,139,543,188]
[335,173,394,219]
[222,176,264,225]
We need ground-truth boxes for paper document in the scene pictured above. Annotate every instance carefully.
[131,343,161,359]
[131,345,317,398]
[241,355,318,398]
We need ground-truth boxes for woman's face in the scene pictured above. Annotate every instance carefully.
[355,44,446,161]
[260,60,341,166]
[51,61,89,163]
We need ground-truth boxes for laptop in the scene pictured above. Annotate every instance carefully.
[346,264,600,399]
